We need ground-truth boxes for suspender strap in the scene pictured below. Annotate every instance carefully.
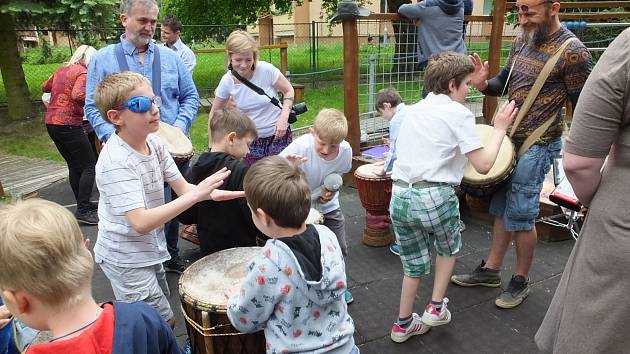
[114,42,161,97]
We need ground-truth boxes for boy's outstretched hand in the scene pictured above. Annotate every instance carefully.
[284,154,308,165]
[211,189,245,201]
[493,100,518,132]
[194,167,230,201]
[469,53,490,91]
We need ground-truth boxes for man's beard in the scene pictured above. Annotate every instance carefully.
[522,15,552,47]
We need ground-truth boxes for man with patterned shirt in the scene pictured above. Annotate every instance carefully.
[451,0,592,308]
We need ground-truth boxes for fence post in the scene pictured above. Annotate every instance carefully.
[310,21,317,87]
[343,18,361,156]
[280,43,288,75]
[484,0,506,123]
[367,55,377,117]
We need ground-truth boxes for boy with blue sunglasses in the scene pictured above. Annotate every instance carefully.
[92,71,244,328]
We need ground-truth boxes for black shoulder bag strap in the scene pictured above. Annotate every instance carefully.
[229,65,284,111]
[114,42,161,97]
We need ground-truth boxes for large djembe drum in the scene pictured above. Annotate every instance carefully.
[354,163,393,247]
[179,247,266,354]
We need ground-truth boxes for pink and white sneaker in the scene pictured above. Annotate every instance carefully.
[390,313,431,343]
[421,297,451,327]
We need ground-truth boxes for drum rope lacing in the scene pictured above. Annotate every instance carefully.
[180,305,249,337]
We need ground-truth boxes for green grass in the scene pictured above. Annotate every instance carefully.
[0,119,63,162]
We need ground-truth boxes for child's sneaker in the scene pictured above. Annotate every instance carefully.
[421,297,451,327]
[390,313,431,343]
[344,290,354,304]
[389,242,400,256]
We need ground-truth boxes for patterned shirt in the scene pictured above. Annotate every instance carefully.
[42,63,87,126]
[505,26,592,146]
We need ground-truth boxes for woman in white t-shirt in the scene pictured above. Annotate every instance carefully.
[213,30,295,164]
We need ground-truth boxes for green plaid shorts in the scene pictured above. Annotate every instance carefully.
[390,183,462,277]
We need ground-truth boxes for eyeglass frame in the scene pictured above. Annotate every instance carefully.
[511,0,554,14]
[116,95,162,113]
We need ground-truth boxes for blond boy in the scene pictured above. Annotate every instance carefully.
[279,109,354,302]
[227,156,357,354]
[93,71,242,326]
[0,198,180,353]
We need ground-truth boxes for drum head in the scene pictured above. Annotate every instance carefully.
[463,125,515,184]
[355,163,389,180]
[155,121,193,157]
[179,247,260,312]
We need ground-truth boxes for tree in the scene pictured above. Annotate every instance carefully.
[0,0,118,121]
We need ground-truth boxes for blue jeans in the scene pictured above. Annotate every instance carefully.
[164,158,190,260]
[489,138,562,232]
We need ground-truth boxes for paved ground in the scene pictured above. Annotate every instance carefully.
[33,175,574,354]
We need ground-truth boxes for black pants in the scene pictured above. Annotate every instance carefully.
[46,124,96,214]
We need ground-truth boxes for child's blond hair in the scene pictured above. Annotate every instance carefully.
[0,198,94,307]
[243,156,310,229]
[210,107,258,142]
[312,108,348,144]
[94,71,150,124]
[424,52,474,96]
[226,30,259,70]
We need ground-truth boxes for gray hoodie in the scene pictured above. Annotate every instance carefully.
[398,0,466,65]
[227,225,355,354]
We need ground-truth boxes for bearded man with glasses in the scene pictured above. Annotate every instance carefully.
[450,0,592,309]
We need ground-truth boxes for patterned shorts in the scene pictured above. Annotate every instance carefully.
[389,184,462,277]
[244,128,292,165]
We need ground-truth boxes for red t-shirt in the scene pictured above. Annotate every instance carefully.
[26,303,114,354]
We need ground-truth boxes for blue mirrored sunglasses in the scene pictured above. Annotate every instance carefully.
[117,95,162,113]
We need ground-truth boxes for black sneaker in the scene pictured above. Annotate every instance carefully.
[495,275,530,309]
[164,257,188,274]
[75,210,99,225]
[450,260,501,287]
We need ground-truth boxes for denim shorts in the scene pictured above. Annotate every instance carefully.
[489,138,562,232]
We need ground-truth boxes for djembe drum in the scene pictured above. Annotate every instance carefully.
[461,124,516,197]
[354,163,393,247]
[155,121,194,167]
[179,247,266,354]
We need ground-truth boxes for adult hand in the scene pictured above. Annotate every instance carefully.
[493,100,518,132]
[469,53,490,91]
[0,305,12,329]
[274,117,289,141]
[194,167,231,201]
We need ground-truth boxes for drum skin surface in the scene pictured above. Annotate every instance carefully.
[179,247,265,354]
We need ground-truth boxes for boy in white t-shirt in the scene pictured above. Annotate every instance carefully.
[93,72,243,327]
[279,108,354,303]
[389,52,517,343]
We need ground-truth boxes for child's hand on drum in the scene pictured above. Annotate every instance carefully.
[373,164,386,176]
[285,154,308,165]
[493,100,518,133]
[0,305,12,329]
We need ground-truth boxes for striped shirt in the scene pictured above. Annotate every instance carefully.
[94,133,181,267]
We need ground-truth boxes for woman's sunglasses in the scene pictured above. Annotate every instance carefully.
[117,96,162,113]
[511,0,553,14]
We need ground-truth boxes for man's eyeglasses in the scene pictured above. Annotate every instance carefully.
[512,1,553,14]
[117,96,162,113]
